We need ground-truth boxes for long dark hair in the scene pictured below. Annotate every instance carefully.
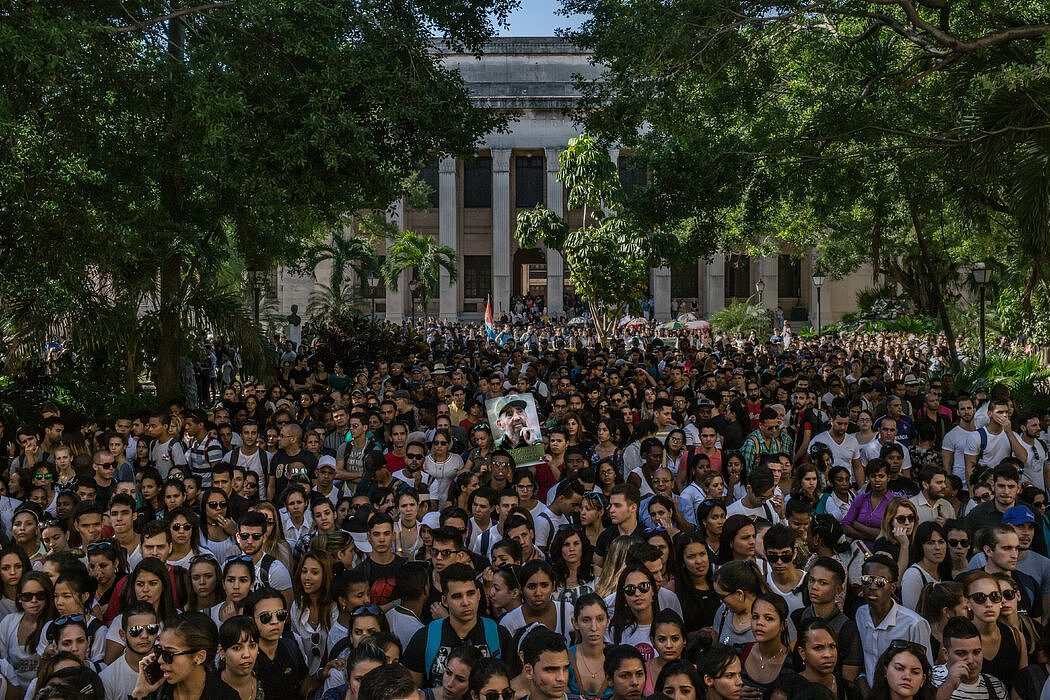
[17,571,57,652]
[548,527,595,588]
[871,643,935,700]
[611,565,658,643]
[121,557,178,621]
[908,521,952,580]
[673,533,713,588]
[718,514,755,564]
[198,487,229,528]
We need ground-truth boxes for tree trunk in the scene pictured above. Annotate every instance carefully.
[155,256,184,401]
[125,334,138,395]
[908,201,960,370]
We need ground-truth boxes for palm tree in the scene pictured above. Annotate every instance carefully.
[305,225,380,320]
[382,230,457,317]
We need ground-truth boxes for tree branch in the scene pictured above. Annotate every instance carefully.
[106,2,235,34]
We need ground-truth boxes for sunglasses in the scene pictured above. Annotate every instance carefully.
[483,691,515,700]
[237,532,264,542]
[87,541,114,553]
[129,623,162,638]
[258,609,288,624]
[968,591,1002,604]
[17,591,48,603]
[888,639,929,659]
[861,575,889,589]
[33,472,52,480]
[765,552,795,564]
[207,501,227,509]
[170,523,193,532]
[433,441,449,446]
[894,515,916,524]
[353,605,383,616]
[153,643,198,664]
[948,538,970,548]
[622,582,652,596]
[1001,588,1019,601]
[55,613,85,627]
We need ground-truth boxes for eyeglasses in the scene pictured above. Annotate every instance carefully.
[483,690,515,700]
[430,547,459,559]
[948,538,970,548]
[170,522,193,532]
[153,643,198,664]
[861,575,889,589]
[128,623,161,638]
[17,591,48,603]
[894,515,916,524]
[1033,501,1047,509]
[207,501,227,509]
[237,532,264,542]
[258,609,288,624]
[33,472,52,480]
[622,582,652,596]
[491,460,512,468]
[765,552,795,564]
[433,440,449,446]
[515,483,534,491]
[1000,588,1019,601]
[967,591,1002,604]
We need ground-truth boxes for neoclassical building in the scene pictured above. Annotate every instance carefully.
[277,37,870,325]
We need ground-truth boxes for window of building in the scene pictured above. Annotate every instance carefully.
[418,163,440,208]
[464,157,492,208]
[778,254,802,298]
[724,255,752,300]
[463,256,492,299]
[515,155,545,209]
[671,263,699,299]
[618,154,647,195]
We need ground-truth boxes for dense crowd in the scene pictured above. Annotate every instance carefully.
[0,323,1048,700]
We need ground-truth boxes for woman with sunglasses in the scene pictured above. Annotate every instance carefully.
[470,659,514,700]
[166,507,207,570]
[106,557,180,663]
[291,550,338,676]
[990,572,1036,689]
[199,488,239,565]
[963,571,1027,694]
[130,611,240,700]
[0,571,56,689]
[900,522,950,610]
[869,640,935,700]
[608,565,658,651]
[944,521,972,580]
[425,428,465,507]
[871,497,919,579]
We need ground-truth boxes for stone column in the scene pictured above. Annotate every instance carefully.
[705,254,726,316]
[653,267,672,321]
[758,255,779,311]
[438,157,459,320]
[544,147,565,317]
[384,199,408,322]
[491,149,512,317]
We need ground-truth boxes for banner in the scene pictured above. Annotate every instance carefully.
[486,392,544,467]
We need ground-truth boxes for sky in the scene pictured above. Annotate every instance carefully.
[498,0,586,36]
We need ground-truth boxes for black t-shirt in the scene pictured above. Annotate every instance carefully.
[353,555,406,606]
[887,476,920,497]
[270,449,318,499]
[403,617,514,688]
[595,522,645,558]
[254,637,307,700]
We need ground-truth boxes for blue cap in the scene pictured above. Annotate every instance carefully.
[1003,505,1036,526]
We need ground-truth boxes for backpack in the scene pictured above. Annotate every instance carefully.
[255,554,278,590]
[423,618,501,680]
[230,447,270,481]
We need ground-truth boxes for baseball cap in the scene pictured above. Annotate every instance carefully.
[317,455,337,471]
[1003,505,1036,526]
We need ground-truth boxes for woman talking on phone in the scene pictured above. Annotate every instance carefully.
[129,610,239,700]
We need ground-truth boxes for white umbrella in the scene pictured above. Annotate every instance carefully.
[567,317,589,326]
[677,312,698,322]
[686,320,711,330]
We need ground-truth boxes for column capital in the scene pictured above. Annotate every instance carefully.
[543,147,563,172]
[607,147,620,167]
[439,156,456,175]
[491,148,512,173]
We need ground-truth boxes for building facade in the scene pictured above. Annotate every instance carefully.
[276,37,871,326]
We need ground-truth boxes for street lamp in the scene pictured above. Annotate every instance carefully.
[367,274,380,320]
[242,270,268,330]
[755,278,765,304]
[408,279,418,325]
[971,261,990,363]
[812,268,826,335]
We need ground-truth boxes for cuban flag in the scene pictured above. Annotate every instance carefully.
[484,295,496,340]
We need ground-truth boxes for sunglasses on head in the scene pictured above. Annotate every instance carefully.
[258,609,288,624]
[129,623,161,638]
[87,540,114,553]
[353,605,383,616]
[622,582,652,596]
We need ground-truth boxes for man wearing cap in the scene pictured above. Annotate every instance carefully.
[967,505,1050,619]
[494,396,538,449]
[313,455,340,508]
[392,390,417,431]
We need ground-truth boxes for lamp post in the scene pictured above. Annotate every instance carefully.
[408,279,418,325]
[971,261,990,363]
[812,268,826,335]
[755,278,765,305]
[243,270,267,330]
[367,274,380,320]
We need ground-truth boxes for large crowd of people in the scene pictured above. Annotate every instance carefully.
[0,321,1048,700]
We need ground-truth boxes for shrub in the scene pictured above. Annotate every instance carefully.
[710,300,771,337]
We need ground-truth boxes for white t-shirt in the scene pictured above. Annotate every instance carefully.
[101,654,140,700]
[1018,434,1049,490]
[532,504,568,550]
[223,448,272,500]
[725,498,781,524]
[149,439,187,479]
[942,426,976,482]
[0,612,40,686]
[860,439,913,471]
[931,664,1006,700]
[602,588,683,619]
[500,601,575,644]
[964,429,1023,470]
[809,431,860,468]
[604,623,654,660]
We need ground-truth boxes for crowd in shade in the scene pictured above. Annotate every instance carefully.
[2,322,1050,700]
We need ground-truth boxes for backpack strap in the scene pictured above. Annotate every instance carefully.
[231,447,241,466]
[257,554,276,589]
[423,619,446,680]
[977,427,989,466]
[980,673,1002,700]
[481,617,502,659]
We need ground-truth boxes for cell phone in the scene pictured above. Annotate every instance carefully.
[144,659,164,685]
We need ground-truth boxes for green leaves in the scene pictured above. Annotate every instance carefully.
[381,229,458,309]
